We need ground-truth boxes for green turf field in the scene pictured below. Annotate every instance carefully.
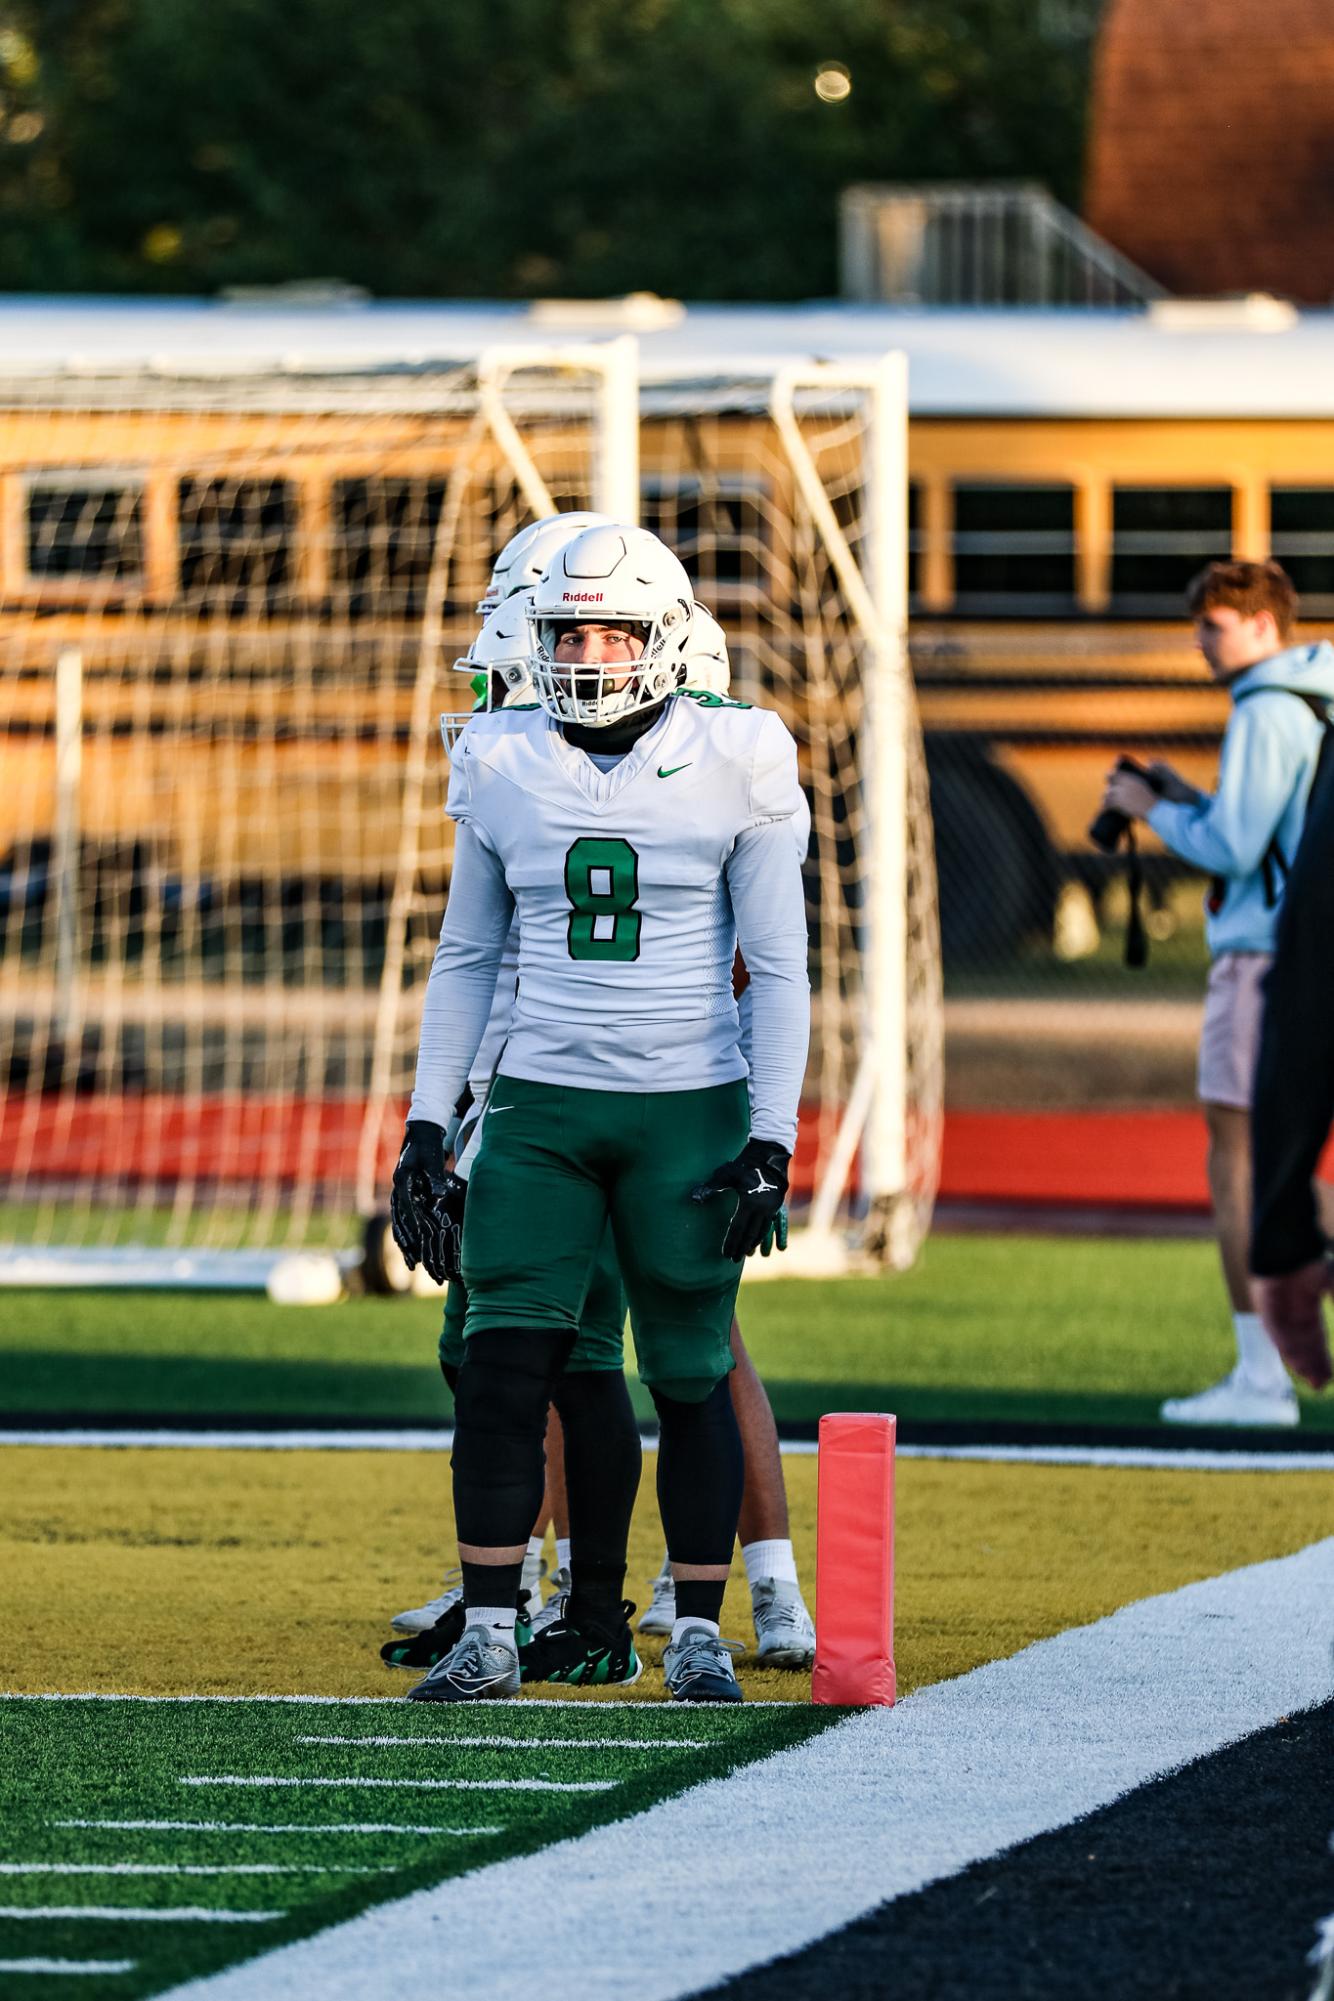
[0,1696,830,1997]
[2,1234,1331,1431]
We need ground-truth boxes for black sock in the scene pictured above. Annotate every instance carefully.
[674,1577,727,1626]
[460,1559,523,1613]
[568,1559,627,1628]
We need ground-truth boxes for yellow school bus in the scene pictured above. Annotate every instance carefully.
[4,299,1333,972]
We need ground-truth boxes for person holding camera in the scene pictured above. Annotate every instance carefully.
[1099,560,1334,1426]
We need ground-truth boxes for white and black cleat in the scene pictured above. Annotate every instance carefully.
[391,1571,463,1635]
[407,1625,521,1703]
[637,1559,676,1636]
[662,1625,744,1704]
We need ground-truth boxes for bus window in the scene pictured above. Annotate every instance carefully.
[907,481,921,603]
[1270,488,1334,611]
[331,477,447,621]
[951,482,1075,613]
[179,477,294,611]
[642,476,769,598]
[1110,486,1231,611]
[24,476,144,586]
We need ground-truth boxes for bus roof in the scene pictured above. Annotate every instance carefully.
[5,295,1334,419]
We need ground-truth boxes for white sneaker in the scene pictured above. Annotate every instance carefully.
[1160,1368,1299,1429]
[529,1565,570,1638]
[751,1578,816,1668]
[637,1561,676,1635]
[391,1571,462,1635]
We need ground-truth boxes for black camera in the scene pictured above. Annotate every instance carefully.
[1089,756,1165,853]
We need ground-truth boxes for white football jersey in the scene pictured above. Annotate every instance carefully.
[445,692,805,1098]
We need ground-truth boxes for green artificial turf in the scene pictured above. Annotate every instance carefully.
[1,1235,1329,1431]
[0,1695,832,1998]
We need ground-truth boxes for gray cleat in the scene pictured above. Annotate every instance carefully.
[407,1624,520,1703]
[751,1578,816,1669]
[662,1624,744,1704]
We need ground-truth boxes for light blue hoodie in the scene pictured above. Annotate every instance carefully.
[1147,640,1334,956]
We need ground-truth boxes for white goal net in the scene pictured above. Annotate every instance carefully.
[0,342,940,1282]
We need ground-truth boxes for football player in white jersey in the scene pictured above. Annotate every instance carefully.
[390,589,817,1677]
[397,523,809,1703]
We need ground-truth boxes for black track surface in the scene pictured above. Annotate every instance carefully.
[705,1699,1334,2001]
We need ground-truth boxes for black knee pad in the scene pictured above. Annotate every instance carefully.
[451,1327,573,1547]
[453,1328,572,1457]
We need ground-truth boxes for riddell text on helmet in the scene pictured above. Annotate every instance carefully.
[562,592,606,603]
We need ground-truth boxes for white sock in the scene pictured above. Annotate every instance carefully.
[464,1605,516,1641]
[520,1541,543,1598]
[1234,1311,1289,1392]
[671,1615,720,1645]
[525,1535,545,1561]
[743,1538,799,1590]
[555,1537,572,1573]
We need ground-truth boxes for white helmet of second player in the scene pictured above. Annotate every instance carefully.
[477,510,615,615]
[529,523,695,728]
[682,602,730,695]
[440,593,535,752]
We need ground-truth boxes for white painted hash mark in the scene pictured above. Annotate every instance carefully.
[0,1864,386,1876]
[0,1961,136,1977]
[294,1735,702,1752]
[52,1821,500,1837]
[0,1908,278,1924]
[180,1776,614,1793]
[153,1537,1334,2001]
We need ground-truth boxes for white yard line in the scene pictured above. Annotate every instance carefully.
[294,1734,701,1752]
[156,1536,1334,2001]
[180,1776,614,1794]
[0,1908,278,1925]
[0,1864,385,1877]
[2,1426,1332,1470]
[0,1961,137,1977]
[52,1820,501,1837]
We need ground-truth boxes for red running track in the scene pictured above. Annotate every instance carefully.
[4,1095,1331,1211]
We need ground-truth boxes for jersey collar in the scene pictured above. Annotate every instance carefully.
[545,702,679,808]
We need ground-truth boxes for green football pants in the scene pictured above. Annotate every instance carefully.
[460,1074,750,1402]
[439,1218,626,1374]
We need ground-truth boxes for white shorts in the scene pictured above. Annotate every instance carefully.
[1197,951,1272,1110]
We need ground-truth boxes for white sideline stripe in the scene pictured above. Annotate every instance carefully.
[155,1537,1334,2001]
[53,1821,500,1837]
[181,1776,614,1794]
[295,1734,700,1752]
[0,1864,385,1877]
[0,1908,278,1925]
[3,1427,1333,1472]
[0,1961,136,1977]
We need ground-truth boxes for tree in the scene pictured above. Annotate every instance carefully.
[0,0,1093,299]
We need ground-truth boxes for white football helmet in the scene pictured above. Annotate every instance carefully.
[477,510,615,615]
[440,593,535,752]
[528,524,695,728]
[681,602,730,695]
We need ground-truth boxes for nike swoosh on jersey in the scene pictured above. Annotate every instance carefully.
[656,762,693,779]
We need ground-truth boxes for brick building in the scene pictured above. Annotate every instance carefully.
[1085,0,1334,302]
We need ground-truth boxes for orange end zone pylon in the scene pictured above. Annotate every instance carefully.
[812,1411,896,1706]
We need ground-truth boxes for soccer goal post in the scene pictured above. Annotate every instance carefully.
[0,341,639,1288]
[0,335,940,1287]
[637,354,940,1272]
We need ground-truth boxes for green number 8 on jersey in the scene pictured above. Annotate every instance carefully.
[564,836,642,963]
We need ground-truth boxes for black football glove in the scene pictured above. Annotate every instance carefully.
[389,1120,467,1285]
[691,1137,791,1262]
